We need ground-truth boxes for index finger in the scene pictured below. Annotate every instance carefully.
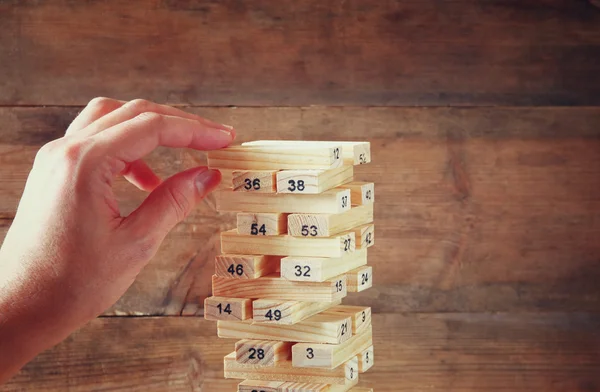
[92,112,235,163]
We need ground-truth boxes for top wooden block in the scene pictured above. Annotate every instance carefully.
[207,145,343,170]
[243,141,371,166]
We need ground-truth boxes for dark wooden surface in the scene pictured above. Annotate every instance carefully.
[1,0,599,106]
[1,0,600,390]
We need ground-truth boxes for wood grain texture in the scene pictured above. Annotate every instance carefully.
[1,1,599,106]
[1,106,600,314]
[3,313,600,391]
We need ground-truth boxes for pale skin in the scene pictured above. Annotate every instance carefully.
[0,98,235,383]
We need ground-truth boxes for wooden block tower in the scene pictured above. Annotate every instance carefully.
[205,141,375,392]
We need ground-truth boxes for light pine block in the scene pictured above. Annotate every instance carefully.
[212,274,347,302]
[238,380,283,392]
[357,346,374,373]
[276,166,353,194]
[288,204,374,238]
[348,388,373,392]
[346,266,373,293]
[208,145,343,170]
[224,352,358,385]
[221,229,355,258]
[218,312,354,344]
[217,169,234,189]
[253,299,341,325]
[215,254,281,279]
[281,249,368,283]
[292,326,373,369]
[337,182,374,206]
[352,223,375,249]
[235,339,292,366]
[237,213,288,236]
[238,380,355,392]
[323,305,372,335]
[216,188,351,214]
[204,296,252,321]
[242,141,371,166]
[232,170,278,193]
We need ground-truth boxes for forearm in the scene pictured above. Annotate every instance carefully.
[0,273,73,383]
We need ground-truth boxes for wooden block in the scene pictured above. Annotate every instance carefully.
[346,266,373,293]
[232,170,278,193]
[238,380,283,392]
[204,296,252,321]
[217,169,234,189]
[221,229,355,258]
[216,188,351,214]
[292,326,373,369]
[288,204,373,238]
[242,141,371,166]
[253,299,341,325]
[352,224,374,249]
[235,339,292,366]
[357,346,374,373]
[218,312,354,344]
[238,380,355,392]
[212,274,347,302]
[237,213,288,236]
[278,384,354,392]
[348,389,373,392]
[281,249,368,283]
[276,166,353,194]
[225,352,358,385]
[207,145,343,170]
[337,182,374,206]
[215,254,281,279]
[323,305,372,335]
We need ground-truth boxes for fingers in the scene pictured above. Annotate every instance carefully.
[93,113,234,163]
[122,167,221,242]
[121,160,162,192]
[66,97,124,136]
[80,98,234,138]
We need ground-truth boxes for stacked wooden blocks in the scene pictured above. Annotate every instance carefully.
[205,141,375,392]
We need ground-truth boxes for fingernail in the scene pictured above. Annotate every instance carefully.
[195,169,221,197]
[212,127,235,143]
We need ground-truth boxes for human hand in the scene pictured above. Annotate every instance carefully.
[0,98,234,381]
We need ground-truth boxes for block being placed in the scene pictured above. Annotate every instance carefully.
[276,166,353,194]
[221,229,355,258]
[208,144,343,170]
[212,274,347,302]
[218,312,353,344]
[292,326,373,369]
[216,188,351,214]
[235,339,292,366]
[288,204,373,238]
[337,182,374,206]
[281,249,368,283]
[253,299,341,325]
[242,141,371,166]
[232,170,278,193]
[346,266,373,293]
[237,213,288,236]
[204,296,253,321]
[224,352,358,385]
[215,254,281,279]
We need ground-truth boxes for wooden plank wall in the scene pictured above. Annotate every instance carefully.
[1,1,600,391]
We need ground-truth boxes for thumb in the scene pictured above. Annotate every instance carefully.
[122,167,221,243]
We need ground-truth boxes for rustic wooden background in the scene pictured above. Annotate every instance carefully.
[1,0,600,390]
